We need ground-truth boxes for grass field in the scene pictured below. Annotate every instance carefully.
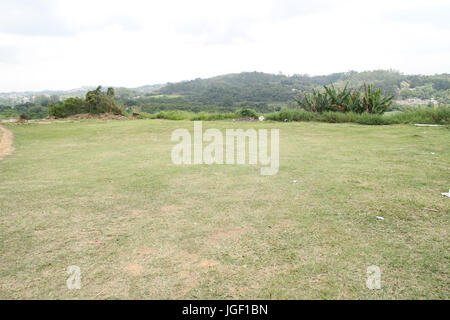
[0,119,449,299]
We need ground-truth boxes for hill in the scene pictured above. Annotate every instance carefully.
[150,71,448,112]
[1,70,449,118]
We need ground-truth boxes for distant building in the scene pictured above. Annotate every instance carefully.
[395,98,438,105]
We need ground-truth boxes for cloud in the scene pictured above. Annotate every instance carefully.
[176,19,256,46]
[0,0,449,91]
[0,0,73,36]
[384,3,450,29]
[0,0,142,37]
[0,45,20,64]
[173,0,336,46]
[269,0,336,19]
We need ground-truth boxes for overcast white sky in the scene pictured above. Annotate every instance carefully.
[0,0,449,92]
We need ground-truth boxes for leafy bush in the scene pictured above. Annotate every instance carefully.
[48,102,68,118]
[49,97,85,118]
[0,109,19,119]
[235,107,259,118]
[64,97,85,115]
[48,86,124,118]
[86,86,123,115]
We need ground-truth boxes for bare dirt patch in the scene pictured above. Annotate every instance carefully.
[161,205,182,213]
[0,126,14,160]
[198,260,218,268]
[209,227,253,242]
[66,113,128,120]
[137,247,154,255]
[125,263,144,275]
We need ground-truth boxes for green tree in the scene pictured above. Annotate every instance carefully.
[85,86,123,114]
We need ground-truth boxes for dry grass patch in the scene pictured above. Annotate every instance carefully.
[0,125,14,160]
[0,120,448,299]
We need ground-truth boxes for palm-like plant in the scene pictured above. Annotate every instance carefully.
[296,88,330,112]
[346,89,364,113]
[295,82,393,114]
[362,83,394,114]
[324,82,351,112]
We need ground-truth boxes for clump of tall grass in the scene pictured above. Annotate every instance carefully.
[264,109,315,122]
[137,110,193,120]
[136,107,258,121]
[136,105,450,125]
[265,106,450,125]
[265,110,389,124]
[388,106,450,124]
[190,112,236,121]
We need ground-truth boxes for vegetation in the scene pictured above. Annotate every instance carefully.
[155,70,449,110]
[135,108,256,121]
[296,82,394,114]
[265,105,450,125]
[0,103,48,120]
[1,120,448,299]
[48,97,84,118]
[48,86,123,118]
[130,105,450,125]
[1,70,449,119]
[235,107,259,119]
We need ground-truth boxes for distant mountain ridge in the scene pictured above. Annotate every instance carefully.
[2,70,449,96]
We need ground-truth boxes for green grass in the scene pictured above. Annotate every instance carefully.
[149,94,182,99]
[265,106,450,125]
[134,106,450,125]
[137,110,236,121]
[0,120,449,299]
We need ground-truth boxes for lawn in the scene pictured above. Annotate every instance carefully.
[0,119,449,299]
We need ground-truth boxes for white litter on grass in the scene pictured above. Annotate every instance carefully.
[376,216,385,220]
[414,124,443,127]
[293,180,297,183]
[441,190,450,198]
[431,152,435,155]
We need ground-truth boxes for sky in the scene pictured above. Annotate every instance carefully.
[0,0,449,92]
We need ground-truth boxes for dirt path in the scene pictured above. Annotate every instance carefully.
[0,125,14,160]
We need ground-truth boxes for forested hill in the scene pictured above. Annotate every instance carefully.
[160,72,293,103]
[159,70,450,107]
